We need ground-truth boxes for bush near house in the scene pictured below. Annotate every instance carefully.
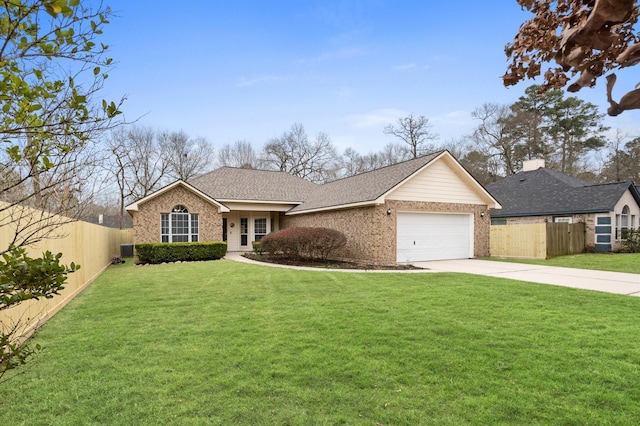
[620,228,640,253]
[260,227,347,260]
[135,242,227,264]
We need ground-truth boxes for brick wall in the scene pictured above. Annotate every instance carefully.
[131,186,223,244]
[283,201,489,263]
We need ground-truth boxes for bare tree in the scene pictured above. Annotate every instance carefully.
[104,126,170,203]
[338,147,365,177]
[217,140,259,169]
[383,114,438,158]
[504,0,640,116]
[601,134,640,183]
[470,103,523,177]
[103,128,136,229]
[379,142,412,165]
[338,143,414,178]
[261,123,340,183]
[158,130,214,181]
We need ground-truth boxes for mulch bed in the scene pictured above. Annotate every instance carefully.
[242,253,424,270]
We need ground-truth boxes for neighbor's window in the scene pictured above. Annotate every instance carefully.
[161,205,199,243]
[553,217,572,223]
[616,205,631,240]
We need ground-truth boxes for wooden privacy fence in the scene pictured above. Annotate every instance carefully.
[1,202,133,337]
[490,222,585,259]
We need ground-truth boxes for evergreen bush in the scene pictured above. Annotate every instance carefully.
[135,242,227,264]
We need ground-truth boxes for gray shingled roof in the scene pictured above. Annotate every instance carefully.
[289,151,442,212]
[486,168,640,217]
[186,152,446,212]
[189,167,319,203]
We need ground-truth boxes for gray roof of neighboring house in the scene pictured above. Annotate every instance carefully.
[289,151,443,212]
[486,168,640,217]
[189,167,319,203]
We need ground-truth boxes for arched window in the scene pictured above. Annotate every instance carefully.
[621,205,630,228]
[161,205,199,242]
[616,205,631,240]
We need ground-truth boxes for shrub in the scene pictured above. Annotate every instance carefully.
[620,228,640,253]
[260,227,347,260]
[135,242,227,264]
[252,241,263,254]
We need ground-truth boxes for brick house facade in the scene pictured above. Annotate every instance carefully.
[127,151,500,263]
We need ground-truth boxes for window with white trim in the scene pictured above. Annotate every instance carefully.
[254,218,267,242]
[616,205,631,240]
[161,205,199,242]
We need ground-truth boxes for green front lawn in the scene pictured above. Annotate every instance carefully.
[490,253,640,274]
[2,260,640,425]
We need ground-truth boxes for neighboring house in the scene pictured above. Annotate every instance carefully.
[487,159,640,252]
[126,151,501,263]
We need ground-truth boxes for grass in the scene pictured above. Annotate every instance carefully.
[490,252,640,274]
[2,260,640,425]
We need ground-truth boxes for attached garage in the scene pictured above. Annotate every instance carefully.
[396,212,473,262]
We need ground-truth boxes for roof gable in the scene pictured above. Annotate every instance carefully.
[289,151,500,214]
[125,180,230,212]
[387,154,491,205]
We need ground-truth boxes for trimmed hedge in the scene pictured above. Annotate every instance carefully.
[260,227,347,260]
[135,242,227,264]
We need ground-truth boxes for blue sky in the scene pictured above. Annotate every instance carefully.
[100,1,640,155]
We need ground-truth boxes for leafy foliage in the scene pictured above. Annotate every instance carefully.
[260,227,347,260]
[0,0,123,247]
[1,0,117,381]
[620,228,640,253]
[469,85,608,179]
[504,1,640,116]
[252,241,263,254]
[0,246,78,380]
[135,242,227,264]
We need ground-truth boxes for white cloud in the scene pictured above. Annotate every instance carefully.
[345,108,407,129]
[430,110,476,141]
[431,110,472,125]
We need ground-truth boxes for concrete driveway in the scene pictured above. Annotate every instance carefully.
[416,259,640,297]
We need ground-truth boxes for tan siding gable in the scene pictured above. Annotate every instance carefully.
[387,159,485,204]
[614,189,640,217]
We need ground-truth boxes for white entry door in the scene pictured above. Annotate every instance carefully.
[396,212,473,262]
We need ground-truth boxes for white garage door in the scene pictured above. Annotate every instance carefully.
[397,212,473,262]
